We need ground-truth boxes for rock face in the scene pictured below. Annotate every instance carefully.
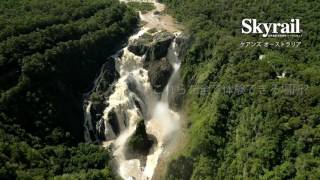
[85,57,118,141]
[125,119,156,159]
[148,57,173,92]
[146,31,175,61]
[127,33,153,56]
[107,109,120,136]
[145,32,175,92]
[86,31,185,142]
[128,31,174,60]
[175,33,190,59]
[168,33,190,110]
[128,31,175,92]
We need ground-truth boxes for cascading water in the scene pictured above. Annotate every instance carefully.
[83,1,186,179]
[107,31,182,180]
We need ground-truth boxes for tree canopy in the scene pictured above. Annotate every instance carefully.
[160,0,320,179]
[0,0,138,179]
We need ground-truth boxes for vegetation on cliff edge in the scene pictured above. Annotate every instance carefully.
[0,0,138,178]
[160,0,320,179]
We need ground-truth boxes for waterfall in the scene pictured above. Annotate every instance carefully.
[83,1,186,179]
[82,29,184,179]
[106,30,181,179]
[84,102,94,142]
[161,34,181,102]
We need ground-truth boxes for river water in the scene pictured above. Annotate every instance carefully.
[84,1,183,179]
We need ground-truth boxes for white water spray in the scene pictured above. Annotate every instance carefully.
[101,31,182,179]
[84,1,184,179]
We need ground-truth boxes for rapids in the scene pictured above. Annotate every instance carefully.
[84,1,184,179]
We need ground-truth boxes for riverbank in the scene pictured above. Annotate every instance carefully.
[99,1,187,179]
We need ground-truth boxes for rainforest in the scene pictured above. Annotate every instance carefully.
[0,0,319,180]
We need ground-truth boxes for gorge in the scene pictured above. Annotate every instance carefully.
[2,0,318,179]
[83,1,187,179]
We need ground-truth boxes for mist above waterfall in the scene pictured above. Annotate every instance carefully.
[95,29,183,180]
[82,1,187,179]
[149,102,180,143]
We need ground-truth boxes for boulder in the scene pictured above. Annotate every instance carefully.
[148,58,173,92]
[107,109,120,136]
[175,33,190,59]
[127,33,153,56]
[146,31,175,61]
[128,31,175,92]
[96,119,106,141]
[87,57,118,141]
[153,11,160,15]
[125,119,156,159]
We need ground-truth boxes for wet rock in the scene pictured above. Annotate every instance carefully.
[168,33,190,110]
[134,31,175,92]
[175,33,191,59]
[148,58,173,92]
[96,58,118,93]
[86,57,118,141]
[125,119,156,159]
[96,119,106,141]
[128,31,174,60]
[127,33,153,56]
[146,31,175,61]
[108,109,120,136]
[153,11,160,15]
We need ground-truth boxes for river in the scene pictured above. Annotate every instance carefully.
[84,1,184,179]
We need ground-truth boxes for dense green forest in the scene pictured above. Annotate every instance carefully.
[127,2,155,14]
[0,0,137,179]
[160,0,320,179]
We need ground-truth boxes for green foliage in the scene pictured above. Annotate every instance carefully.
[0,0,138,178]
[165,156,194,180]
[161,0,320,179]
[127,119,153,155]
[0,127,115,179]
[127,2,155,14]
[0,0,111,41]
[0,0,138,144]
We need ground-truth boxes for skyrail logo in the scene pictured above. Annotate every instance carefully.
[241,19,302,37]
